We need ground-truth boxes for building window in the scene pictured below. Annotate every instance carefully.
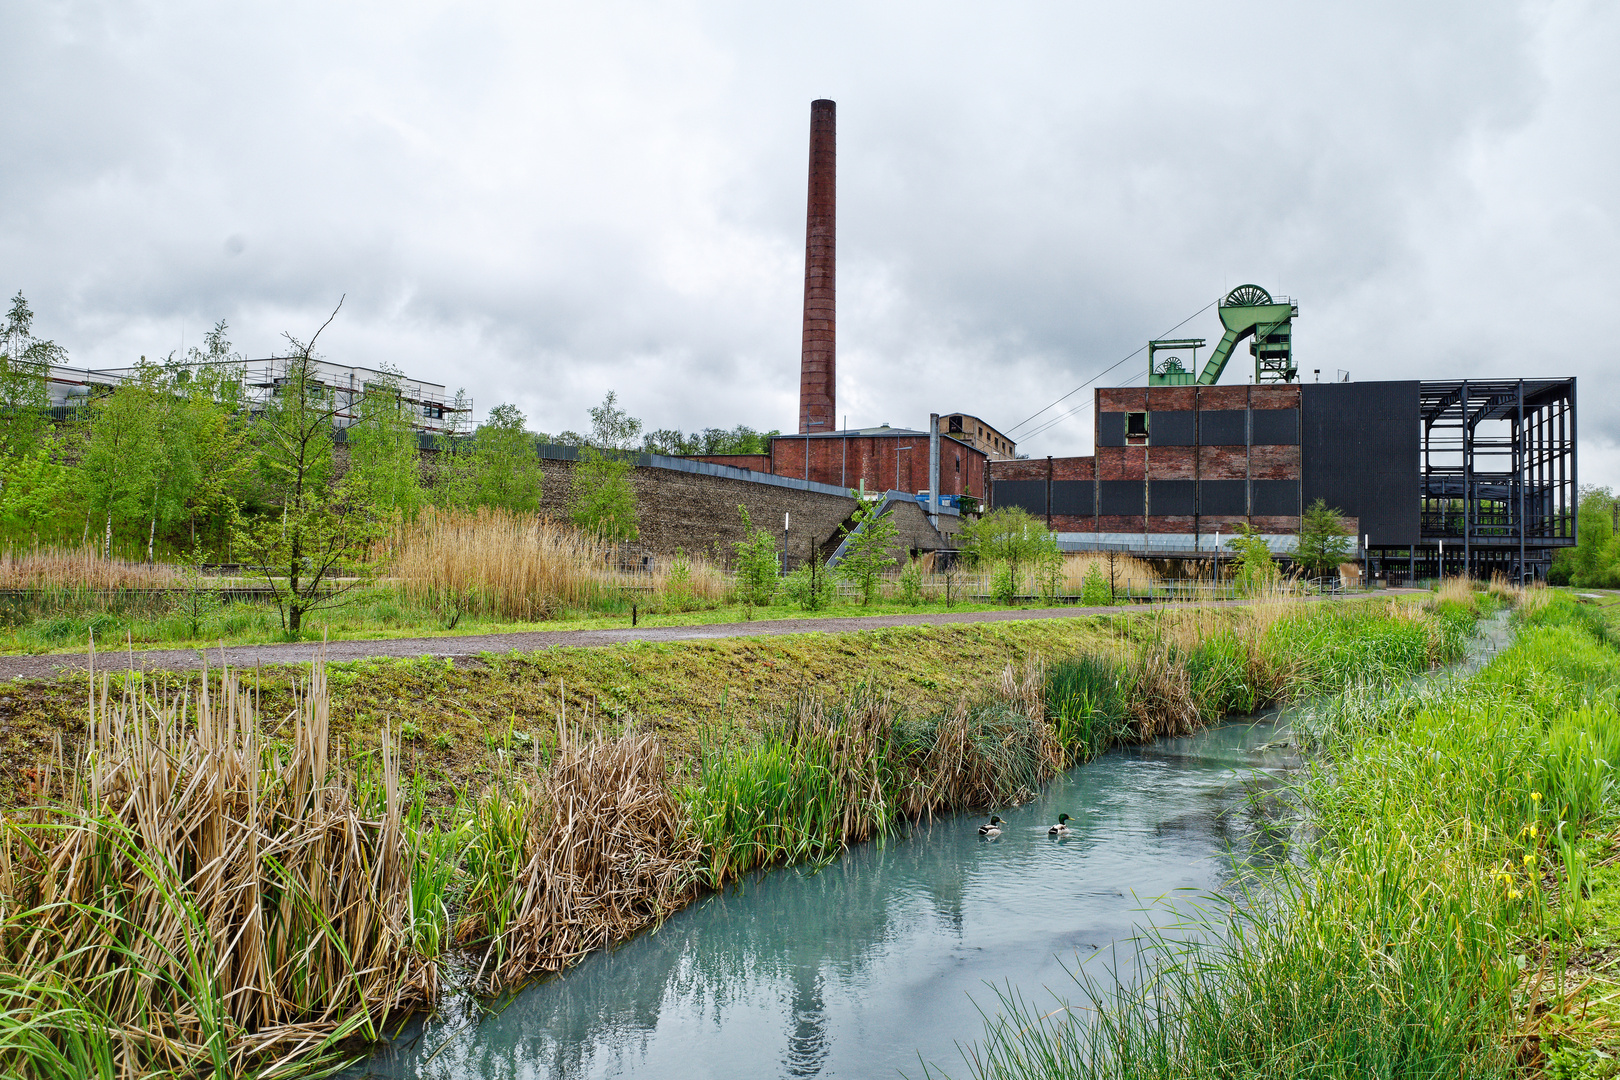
[1126,412,1149,438]
[949,416,963,433]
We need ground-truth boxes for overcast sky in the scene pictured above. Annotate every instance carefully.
[4,2,1617,477]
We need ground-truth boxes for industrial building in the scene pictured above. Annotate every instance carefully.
[987,285,1577,581]
[613,98,1582,583]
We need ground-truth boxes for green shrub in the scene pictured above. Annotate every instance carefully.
[1080,564,1111,606]
[898,558,925,605]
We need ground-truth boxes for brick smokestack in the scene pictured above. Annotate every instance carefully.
[798,99,836,434]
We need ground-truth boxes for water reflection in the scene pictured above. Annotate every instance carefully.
[358,716,1299,1080]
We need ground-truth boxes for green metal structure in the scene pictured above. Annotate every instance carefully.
[1148,284,1298,386]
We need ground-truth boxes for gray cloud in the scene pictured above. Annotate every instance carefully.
[2,1,1616,477]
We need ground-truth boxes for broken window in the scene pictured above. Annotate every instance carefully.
[1126,412,1149,438]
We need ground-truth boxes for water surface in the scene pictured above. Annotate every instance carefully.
[363,717,1300,1080]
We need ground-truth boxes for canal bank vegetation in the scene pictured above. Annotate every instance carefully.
[0,594,1472,1077]
[937,585,1620,1080]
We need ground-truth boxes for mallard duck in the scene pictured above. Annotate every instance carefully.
[978,815,1003,837]
[1048,813,1072,836]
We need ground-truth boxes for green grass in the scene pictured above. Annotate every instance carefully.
[0,591,1471,1077]
[927,589,1620,1080]
[0,586,1112,656]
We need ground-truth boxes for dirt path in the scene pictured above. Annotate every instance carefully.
[0,593,1412,681]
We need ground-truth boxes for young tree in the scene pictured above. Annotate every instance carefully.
[1080,562,1112,606]
[836,492,900,605]
[1226,524,1279,595]
[569,450,639,540]
[439,403,542,512]
[732,504,780,608]
[345,365,425,519]
[1295,498,1355,576]
[586,390,642,450]
[238,302,383,633]
[0,292,62,463]
[961,507,1059,605]
[80,363,167,558]
[165,329,250,557]
[569,391,640,540]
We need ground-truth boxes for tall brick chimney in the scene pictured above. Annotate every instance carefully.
[798,99,836,434]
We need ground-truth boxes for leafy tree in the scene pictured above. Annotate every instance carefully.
[570,451,638,540]
[0,292,62,462]
[960,507,1058,605]
[586,390,642,450]
[163,336,250,557]
[836,493,900,605]
[783,554,835,611]
[0,441,74,544]
[732,505,780,608]
[1295,498,1355,575]
[1080,563,1112,606]
[569,391,640,540]
[80,363,166,557]
[345,366,425,519]
[1226,524,1279,595]
[642,424,779,456]
[439,403,542,512]
[1566,487,1616,586]
[237,303,383,633]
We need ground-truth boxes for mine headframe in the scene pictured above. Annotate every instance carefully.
[1148,284,1298,386]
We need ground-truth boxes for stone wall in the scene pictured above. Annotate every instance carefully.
[534,455,957,571]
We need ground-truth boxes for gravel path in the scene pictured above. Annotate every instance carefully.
[0,593,1408,681]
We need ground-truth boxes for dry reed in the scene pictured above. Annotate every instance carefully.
[1435,575,1478,606]
[469,729,701,991]
[388,507,615,619]
[0,544,183,590]
[904,659,1063,814]
[1061,552,1158,592]
[0,654,430,1077]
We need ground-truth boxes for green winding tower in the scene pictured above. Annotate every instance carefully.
[1147,284,1298,386]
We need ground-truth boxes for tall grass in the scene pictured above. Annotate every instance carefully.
[456,727,700,992]
[932,590,1618,1080]
[387,508,730,621]
[681,666,1062,887]
[0,544,184,589]
[388,506,619,619]
[0,655,431,1078]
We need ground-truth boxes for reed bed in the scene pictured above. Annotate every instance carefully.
[1060,553,1158,593]
[458,729,700,992]
[0,544,183,589]
[386,508,729,621]
[0,655,430,1079]
[388,507,617,619]
[931,588,1613,1079]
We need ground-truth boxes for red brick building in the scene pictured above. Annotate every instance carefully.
[687,425,990,499]
[988,384,1311,550]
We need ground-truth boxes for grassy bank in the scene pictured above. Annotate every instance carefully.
[0,595,1466,1078]
[0,522,1167,655]
[935,586,1620,1079]
[0,588,1107,656]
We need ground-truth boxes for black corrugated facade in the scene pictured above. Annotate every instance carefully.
[1300,381,1421,546]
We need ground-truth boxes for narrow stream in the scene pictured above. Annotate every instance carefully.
[362,716,1303,1079]
[359,610,1514,1079]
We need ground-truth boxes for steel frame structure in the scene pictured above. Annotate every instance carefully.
[1416,378,1576,579]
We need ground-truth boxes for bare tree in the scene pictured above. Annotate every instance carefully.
[237,299,383,633]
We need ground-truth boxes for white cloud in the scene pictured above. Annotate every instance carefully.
[2,0,1615,478]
